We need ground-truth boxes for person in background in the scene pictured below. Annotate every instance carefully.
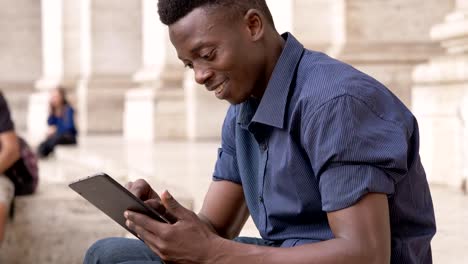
[37,87,77,158]
[0,91,20,244]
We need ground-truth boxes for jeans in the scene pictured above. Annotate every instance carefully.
[37,133,76,158]
[83,236,279,264]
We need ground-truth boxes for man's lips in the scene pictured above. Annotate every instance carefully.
[207,81,225,92]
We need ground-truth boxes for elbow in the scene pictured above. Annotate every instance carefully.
[367,247,390,264]
[10,142,21,162]
[339,237,390,264]
[354,240,390,264]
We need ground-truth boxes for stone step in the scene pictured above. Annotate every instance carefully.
[0,182,127,264]
[0,136,261,263]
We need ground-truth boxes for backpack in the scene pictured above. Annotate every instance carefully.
[4,137,39,196]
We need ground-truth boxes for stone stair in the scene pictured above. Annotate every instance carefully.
[0,136,263,263]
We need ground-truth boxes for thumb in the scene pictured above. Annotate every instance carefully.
[161,190,188,220]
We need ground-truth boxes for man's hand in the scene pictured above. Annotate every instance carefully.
[124,191,222,264]
[125,179,177,223]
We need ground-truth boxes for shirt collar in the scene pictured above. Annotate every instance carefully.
[237,32,304,129]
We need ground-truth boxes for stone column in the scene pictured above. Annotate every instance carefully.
[327,0,454,106]
[124,0,186,141]
[27,0,64,142]
[462,95,468,193]
[184,72,229,140]
[78,0,142,134]
[0,0,42,131]
[293,0,334,52]
[412,0,468,187]
[28,0,142,140]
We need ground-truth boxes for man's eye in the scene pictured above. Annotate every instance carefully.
[201,50,215,60]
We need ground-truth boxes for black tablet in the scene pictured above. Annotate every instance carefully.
[69,173,170,238]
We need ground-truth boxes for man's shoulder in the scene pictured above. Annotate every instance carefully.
[295,51,408,116]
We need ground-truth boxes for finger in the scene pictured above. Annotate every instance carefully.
[125,210,167,231]
[144,199,178,224]
[130,226,172,264]
[161,191,189,220]
[129,179,161,201]
[125,181,133,189]
[145,199,166,212]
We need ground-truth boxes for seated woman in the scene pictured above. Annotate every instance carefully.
[37,87,77,158]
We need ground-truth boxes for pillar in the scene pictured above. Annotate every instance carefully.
[78,0,142,134]
[123,0,186,141]
[412,0,468,187]
[328,0,454,106]
[293,0,334,52]
[0,0,42,131]
[28,0,64,143]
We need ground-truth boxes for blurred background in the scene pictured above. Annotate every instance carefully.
[0,0,467,263]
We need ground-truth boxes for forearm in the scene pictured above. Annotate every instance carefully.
[198,213,219,235]
[211,237,385,264]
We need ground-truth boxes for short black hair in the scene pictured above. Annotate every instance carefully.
[157,0,275,27]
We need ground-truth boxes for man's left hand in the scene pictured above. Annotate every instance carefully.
[125,191,224,264]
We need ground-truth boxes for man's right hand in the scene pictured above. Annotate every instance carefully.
[125,179,177,223]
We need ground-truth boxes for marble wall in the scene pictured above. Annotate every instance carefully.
[0,0,465,187]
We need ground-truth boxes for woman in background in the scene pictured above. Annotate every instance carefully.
[37,87,77,158]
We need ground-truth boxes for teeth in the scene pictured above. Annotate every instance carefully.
[215,83,224,93]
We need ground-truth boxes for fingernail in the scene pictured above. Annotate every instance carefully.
[165,190,172,199]
[124,211,129,218]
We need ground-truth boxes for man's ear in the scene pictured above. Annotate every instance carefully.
[243,9,264,41]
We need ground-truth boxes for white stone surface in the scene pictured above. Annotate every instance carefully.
[0,0,42,129]
[184,72,229,140]
[411,0,468,187]
[413,84,465,186]
[0,0,42,84]
[327,0,454,106]
[293,0,333,51]
[123,0,188,141]
[36,0,64,90]
[266,0,293,35]
[26,92,51,144]
[76,0,143,134]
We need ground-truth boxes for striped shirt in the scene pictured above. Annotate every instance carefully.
[213,33,436,263]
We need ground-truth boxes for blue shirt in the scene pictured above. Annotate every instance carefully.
[212,33,436,263]
[47,105,77,136]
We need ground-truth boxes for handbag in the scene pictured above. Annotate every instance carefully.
[4,137,39,196]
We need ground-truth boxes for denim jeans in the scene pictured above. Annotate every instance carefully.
[83,236,279,264]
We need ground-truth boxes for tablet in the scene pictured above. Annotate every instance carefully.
[69,173,171,238]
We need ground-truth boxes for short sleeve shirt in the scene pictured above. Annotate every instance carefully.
[212,33,436,263]
[0,92,14,133]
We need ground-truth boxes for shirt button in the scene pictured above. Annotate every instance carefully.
[259,196,264,203]
[259,144,267,152]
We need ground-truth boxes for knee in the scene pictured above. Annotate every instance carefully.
[83,237,124,264]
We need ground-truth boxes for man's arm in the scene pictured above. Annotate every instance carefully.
[198,180,249,239]
[126,188,390,264]
[214,192,391,264]
[0,131,20,174]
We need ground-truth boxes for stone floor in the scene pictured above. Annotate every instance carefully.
[0,135,466,263]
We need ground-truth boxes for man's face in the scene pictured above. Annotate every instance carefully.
[169,7,263,105]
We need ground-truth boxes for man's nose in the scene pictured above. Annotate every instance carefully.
[194,66,214,85]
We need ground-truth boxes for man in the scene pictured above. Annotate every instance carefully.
[84,0,436,263]
[0,92,20,243]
